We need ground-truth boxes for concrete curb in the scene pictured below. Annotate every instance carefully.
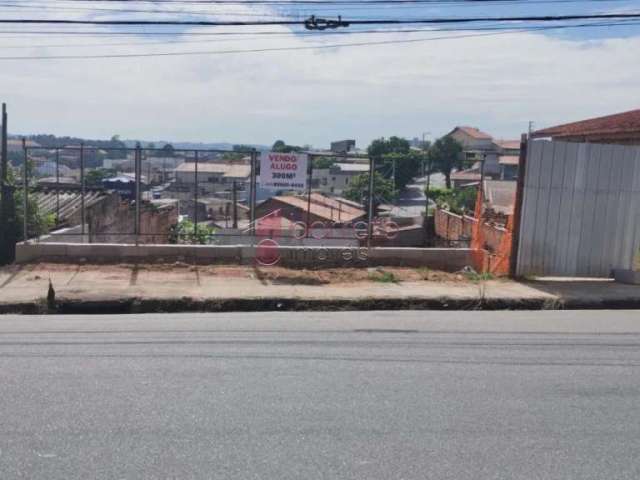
[2,294,640,314]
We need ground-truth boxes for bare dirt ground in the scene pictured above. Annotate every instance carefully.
[11,262,474,286]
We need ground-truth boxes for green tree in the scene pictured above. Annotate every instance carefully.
[367,136,410,158]
[106,135,127,159]
[344,172,395,212]
[232,144,253,152]
[428,136,464,189]
[312,156,336,169]
[85,168,116,186]
[430,187,477,215]
[0,166,54,249]
[168,220,217,245]
[367,137,424,192]
[272,140,302,153]
[162,143,175,157]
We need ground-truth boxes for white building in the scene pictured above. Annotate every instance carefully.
[313,162,370,195]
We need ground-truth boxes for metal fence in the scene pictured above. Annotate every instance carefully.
[16,141,420,248]
[516,140,640,277]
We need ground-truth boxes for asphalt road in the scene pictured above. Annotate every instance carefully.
[1,311,640,479]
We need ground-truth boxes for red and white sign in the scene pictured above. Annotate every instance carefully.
[260,151,308,190]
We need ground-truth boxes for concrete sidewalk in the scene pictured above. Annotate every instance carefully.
[1,263,639,313]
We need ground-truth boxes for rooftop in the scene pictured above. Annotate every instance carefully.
[450,126,493,140]
[175,162,251,178]
[532,108,640,140]
[450,168,482,182]
[267,194,366,223]
[494,139,521,150]
[498,155,520,166]
[34,189,110,224]
[332,163,370,173]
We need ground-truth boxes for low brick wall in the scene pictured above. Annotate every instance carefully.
[15,242,484,272]
[434,208,476,244]
[435,208,508,254]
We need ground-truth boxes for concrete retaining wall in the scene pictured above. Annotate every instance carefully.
[16,242,483,272]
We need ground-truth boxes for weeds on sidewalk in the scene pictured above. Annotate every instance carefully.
[465,271,495,282]
[368,270,399,284]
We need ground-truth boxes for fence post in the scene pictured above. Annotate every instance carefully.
[367,155,376,249]
[135,143,141,245]
[232,180,238,229]
[249,149,257,237]
[194,150,199,243]
[509,133,529,278]
[305,154,313,238]
[55,148,60,224]
[22,138,28,242]
[424,153,433,244]
[80,142,86,240]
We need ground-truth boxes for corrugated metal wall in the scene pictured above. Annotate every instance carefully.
[517,140,640,277]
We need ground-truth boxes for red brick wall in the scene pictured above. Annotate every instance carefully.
[435,207,507,253]
[434,208,476,242]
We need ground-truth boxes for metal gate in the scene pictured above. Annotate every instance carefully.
[517,140,640,277]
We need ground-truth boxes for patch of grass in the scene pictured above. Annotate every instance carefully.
[465,271,495,282]
[369,270,399,284]
[416,267,430,280]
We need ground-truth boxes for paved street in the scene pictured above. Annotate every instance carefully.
[1,311,640,479]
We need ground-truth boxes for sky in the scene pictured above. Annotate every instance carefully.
[0,0,639,148]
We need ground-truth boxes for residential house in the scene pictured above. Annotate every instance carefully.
[174,162,251,195]
[447,126,500,175]
[447,126,521,186]
[255,192,366,226]
[532,108,640,145]
[312,162,369,195]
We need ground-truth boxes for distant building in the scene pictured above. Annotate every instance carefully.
[446,126,521,186]
[1,138,41,153]
[532,108,640,145]
[330,139,356,154]
[255,192,365,226]
[173,162,251,195]
[312,162,369,195]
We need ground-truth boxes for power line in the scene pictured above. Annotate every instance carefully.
[0,20,635,60]
[0,21,619,47]
[1,12,640,26]
[23,0,638,4]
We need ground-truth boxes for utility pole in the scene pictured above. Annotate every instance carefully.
[421,131,430,177]
[0,103,17,264]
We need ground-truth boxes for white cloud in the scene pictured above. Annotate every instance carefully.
[1,26,639,147]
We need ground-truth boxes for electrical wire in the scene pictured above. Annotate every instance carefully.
[0,20,635,60]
